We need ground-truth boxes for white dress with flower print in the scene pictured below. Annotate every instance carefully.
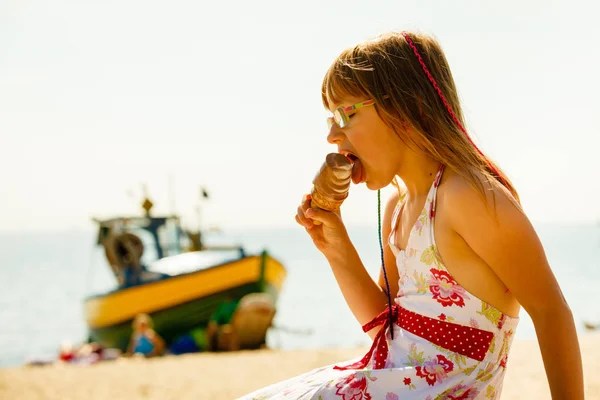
[239,166,519,400]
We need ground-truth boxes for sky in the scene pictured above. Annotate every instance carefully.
[1,0,599,233]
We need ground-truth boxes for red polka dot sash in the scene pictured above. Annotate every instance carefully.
[334,305,494,371]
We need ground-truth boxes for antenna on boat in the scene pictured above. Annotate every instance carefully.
[168,171,176,216]
[141,183,153,217]
[187,185,210,251]
[196,185,209,231]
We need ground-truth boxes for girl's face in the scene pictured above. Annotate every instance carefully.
[134,318,149,332]
[326,95,409,190]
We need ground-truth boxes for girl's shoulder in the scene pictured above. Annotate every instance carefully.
[438,168,521,218]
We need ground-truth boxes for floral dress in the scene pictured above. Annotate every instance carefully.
[239,165,519,400]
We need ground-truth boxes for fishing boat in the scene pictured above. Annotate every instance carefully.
[83,195,287,352]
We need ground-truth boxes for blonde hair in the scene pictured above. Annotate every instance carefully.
[322,31,519,203]
[133,313,153,329]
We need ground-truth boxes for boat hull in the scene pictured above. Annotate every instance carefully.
[84,251,286,351]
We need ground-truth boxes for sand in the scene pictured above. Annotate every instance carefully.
[1,334,598,400]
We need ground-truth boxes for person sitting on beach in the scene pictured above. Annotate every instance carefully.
[170,293,276,355]
[240,30,583,399]
[126,313,165,357]
[56,341,121,365]
[206,297,241,352]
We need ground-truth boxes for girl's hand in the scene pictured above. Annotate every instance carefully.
[295,194,351,257]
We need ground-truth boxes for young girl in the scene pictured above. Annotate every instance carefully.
[240,31,583,399]
[126,313,165,357]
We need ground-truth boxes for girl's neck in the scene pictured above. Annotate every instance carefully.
[396,152,441,198]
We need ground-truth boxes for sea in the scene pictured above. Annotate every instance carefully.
[0,223,599,368]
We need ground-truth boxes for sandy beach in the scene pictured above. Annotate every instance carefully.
[1,334,598,400]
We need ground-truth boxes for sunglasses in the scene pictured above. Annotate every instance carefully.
[327,99,376,129]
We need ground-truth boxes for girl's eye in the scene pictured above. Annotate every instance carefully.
[348,113,356,119]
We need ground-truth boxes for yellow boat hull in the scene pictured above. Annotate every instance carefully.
[83,251,286,350]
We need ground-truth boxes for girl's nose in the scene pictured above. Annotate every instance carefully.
[327,125,344,145]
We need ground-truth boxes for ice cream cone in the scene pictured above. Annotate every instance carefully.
[310,153,352,225]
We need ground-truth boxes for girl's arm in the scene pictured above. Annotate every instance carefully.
[148,330,165,356]
[445,176,584,400]
[303,193,400,339]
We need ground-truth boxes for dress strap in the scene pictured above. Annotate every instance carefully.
[428,164,445,221]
